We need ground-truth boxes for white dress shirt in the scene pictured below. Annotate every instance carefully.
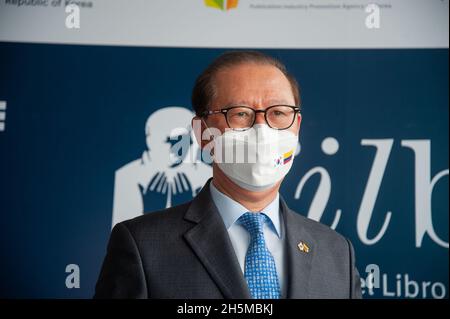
[209,181,286,297]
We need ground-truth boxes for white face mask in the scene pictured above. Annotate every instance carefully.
[212,124,298,191]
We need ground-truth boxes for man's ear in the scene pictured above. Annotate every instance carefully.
[296,113,302,134]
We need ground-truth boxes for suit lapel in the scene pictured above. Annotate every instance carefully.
[183,179,251,299]
[281,198,316,299]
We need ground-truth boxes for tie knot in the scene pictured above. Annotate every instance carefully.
[238,212,267,236]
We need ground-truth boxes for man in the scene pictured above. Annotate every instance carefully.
[94,51,362,299]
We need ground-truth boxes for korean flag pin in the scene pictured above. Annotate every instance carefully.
[297,241,310,253]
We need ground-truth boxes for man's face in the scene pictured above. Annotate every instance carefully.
[203,63,301,136]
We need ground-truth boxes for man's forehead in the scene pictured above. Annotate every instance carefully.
[211,64,296,108]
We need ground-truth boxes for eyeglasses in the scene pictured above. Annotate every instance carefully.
[201,105,301,130]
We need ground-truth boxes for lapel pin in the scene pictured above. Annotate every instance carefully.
[297,241,310,253]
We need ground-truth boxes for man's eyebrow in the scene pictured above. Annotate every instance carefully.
[225,99,291,107]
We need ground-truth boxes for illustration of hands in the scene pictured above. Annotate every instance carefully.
[170,172,193,207]
[139,171,169,213]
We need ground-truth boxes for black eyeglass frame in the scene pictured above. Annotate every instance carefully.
[201,105,301,131]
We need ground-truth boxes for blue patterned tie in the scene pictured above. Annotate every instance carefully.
[238,212,281,299]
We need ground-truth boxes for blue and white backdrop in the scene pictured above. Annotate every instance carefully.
[0,0,448,298]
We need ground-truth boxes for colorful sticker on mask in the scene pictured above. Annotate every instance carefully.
[283,150,293,164]
[274,149,294,167]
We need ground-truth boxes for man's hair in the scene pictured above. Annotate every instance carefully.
[191,50,301,117]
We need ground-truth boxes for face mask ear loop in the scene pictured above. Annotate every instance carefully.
[201,117,211,137]
[201,117,217,162]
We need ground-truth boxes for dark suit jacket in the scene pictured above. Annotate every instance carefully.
[94,179,362,299]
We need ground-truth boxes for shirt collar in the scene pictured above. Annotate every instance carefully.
[209,180,281,238]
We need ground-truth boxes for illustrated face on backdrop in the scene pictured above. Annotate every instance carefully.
[142,107,197,207]
[112,106,212,227]
[145,107,194,170]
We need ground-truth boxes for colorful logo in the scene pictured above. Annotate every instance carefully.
[205,0,238,11]
[274,149,294,167]
[283,150,293,164]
